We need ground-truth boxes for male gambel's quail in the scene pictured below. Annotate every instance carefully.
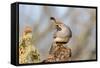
[49,17,72,55]
[43,17,72,62]
[50,17,72,44]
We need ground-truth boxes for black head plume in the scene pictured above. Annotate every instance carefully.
[50,17,55,20]
[50,17,56,23]
[50,17,56,21]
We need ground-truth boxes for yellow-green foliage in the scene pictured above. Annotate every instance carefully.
[19,27,40,64]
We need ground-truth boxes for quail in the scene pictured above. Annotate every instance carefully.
[50,17,72,44]
[44,17,72,62]
[49,17,72,54]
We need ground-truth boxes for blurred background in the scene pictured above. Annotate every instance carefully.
[19,4,96,62]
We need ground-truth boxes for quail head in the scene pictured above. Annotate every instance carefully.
[50,17,72,44]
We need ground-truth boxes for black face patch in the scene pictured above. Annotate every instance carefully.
[56,25,62,31]
[56,42,67,44]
